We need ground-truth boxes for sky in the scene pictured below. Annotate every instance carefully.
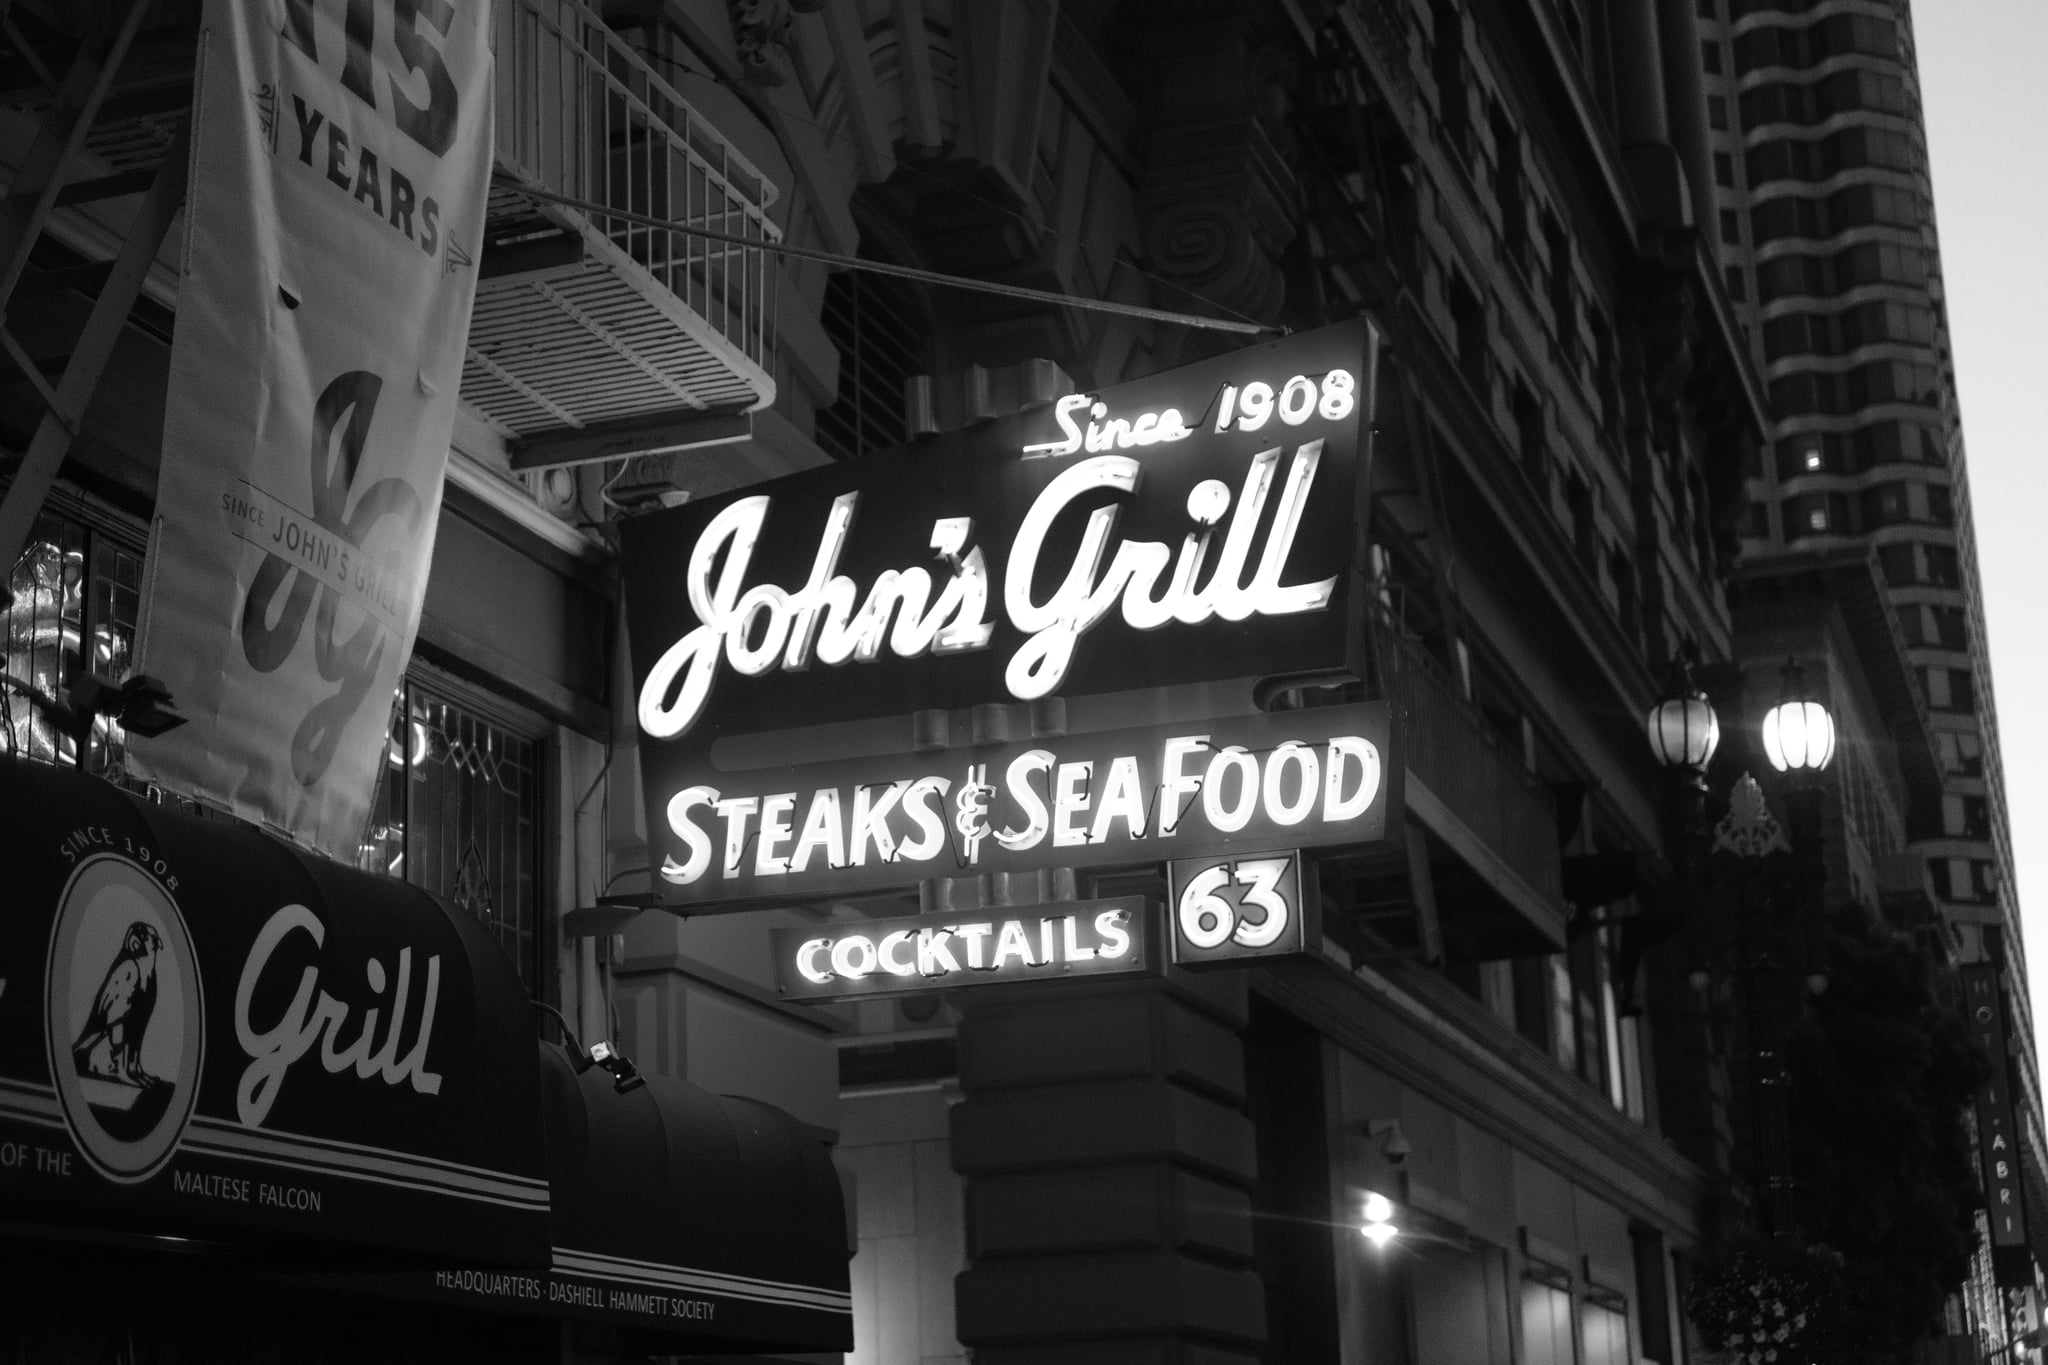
[1913,2,2048,1068]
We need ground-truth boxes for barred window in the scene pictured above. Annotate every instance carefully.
[814,267,928,460]
[2,502,144,776]
[364,675,541,987]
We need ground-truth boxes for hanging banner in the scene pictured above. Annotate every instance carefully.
[131,0,494,858]
[1962,964,2030,1258]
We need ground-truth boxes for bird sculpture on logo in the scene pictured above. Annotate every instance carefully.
[72,921,163,1086]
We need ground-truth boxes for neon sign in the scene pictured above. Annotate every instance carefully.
[1167,851,1315,966]
[636,441,1335,740]
[770,898,1153,1001]
[620,320,1387,911]
[646,703,1394,906]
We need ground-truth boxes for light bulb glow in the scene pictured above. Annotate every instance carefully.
[1362,1192,1395,1222]
[1362,1221,1398,1247]
[1762,699,1835,773]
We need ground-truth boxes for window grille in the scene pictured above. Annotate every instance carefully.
[814,267,927,460]
[3,504,144,777]
[363,676,541,987]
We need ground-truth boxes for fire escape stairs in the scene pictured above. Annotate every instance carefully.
[0,0,786,563]
[0,3,187,609]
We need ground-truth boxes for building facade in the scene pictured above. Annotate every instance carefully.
[0,0,2029,1362]
[1700,0,2048,1347]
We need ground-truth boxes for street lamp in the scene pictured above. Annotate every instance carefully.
[1646,657,1834,1246]
[1646,657,1721,774]
[1761,659,1835,776]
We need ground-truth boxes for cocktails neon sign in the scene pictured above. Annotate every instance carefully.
[770,898,1153,1001]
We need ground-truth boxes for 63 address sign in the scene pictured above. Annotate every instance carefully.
[1168,851,1314,967]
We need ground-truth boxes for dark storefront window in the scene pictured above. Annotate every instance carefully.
[3,505,144,777]
[364,676,541,987]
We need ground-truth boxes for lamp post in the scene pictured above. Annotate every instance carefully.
[1647,655,1833,1244]
[1646,656,1720,883]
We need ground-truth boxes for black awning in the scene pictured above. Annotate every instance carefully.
[343,1046,854,1352]
[0,755,851,1352]
[0,755,551,1264]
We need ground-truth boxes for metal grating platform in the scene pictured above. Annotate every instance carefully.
[463,224,773,437]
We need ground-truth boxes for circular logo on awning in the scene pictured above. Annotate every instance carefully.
[44,854,205,1185]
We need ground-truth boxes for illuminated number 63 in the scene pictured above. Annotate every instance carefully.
[1178,857,1293,950]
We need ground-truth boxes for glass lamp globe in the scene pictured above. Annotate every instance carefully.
[1646,664,1721,771]
[1763,699,1835,773]
[1762,657,1836,774]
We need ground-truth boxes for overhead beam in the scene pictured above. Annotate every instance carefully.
[0,123,185,609]
[509,409,752,471]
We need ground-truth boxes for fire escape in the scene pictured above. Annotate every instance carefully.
[1292,3,1568,967]
[0,0,779,585]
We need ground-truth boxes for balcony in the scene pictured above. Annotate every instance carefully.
[0,0,778,471]
[1374,619,1567,957]
[481,0,779,465]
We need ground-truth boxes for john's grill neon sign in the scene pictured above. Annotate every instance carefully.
[619,320,1387,910]
[636,436,1339,741]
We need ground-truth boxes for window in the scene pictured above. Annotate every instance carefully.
[1927,483,1954,525]
[1413,1242,1513,1364]
[1701,39,1722,74]
[365,675,542,987]
[1492,105,1528,267]
[1582,1296,1631,1365]
[1522,1274,1577,1365]
[1448,267,1489,390]
[1565,469,1595,568]
[1514,379,1546,481]
[1878,543,1918,586]
[1718,209,1740,245]
[3,501,145,776]
[816,266,929,460]
[1432,0,1470,157]
[1714,151,1734,186]
[1925,667,1951,710]
[1924,545,1961,588]
[1944,794,1992,841]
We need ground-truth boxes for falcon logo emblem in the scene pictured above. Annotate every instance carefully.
[72,921,164,1087]
[45,855,204,1186]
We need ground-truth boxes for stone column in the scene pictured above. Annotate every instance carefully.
[951,976,1266,1364]
[1657,0,1721,251]
[1607,1,1689,229]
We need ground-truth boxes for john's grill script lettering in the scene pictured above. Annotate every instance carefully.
[234,904,443,1127]
[637,441,1335,742]
[240,370,423,786]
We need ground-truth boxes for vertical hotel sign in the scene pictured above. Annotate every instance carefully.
[1962,964,2029,1254]
[131,0,494,858]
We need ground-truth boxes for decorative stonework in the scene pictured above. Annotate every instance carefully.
[1136,6,1300,326]
[730,0,797,84]
[1712,773,1791,859]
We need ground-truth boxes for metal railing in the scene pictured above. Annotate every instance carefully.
[494,0,780,374]
[1373,614,1564,905]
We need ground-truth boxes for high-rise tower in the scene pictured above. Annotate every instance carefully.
[1701,0,2044,1319]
